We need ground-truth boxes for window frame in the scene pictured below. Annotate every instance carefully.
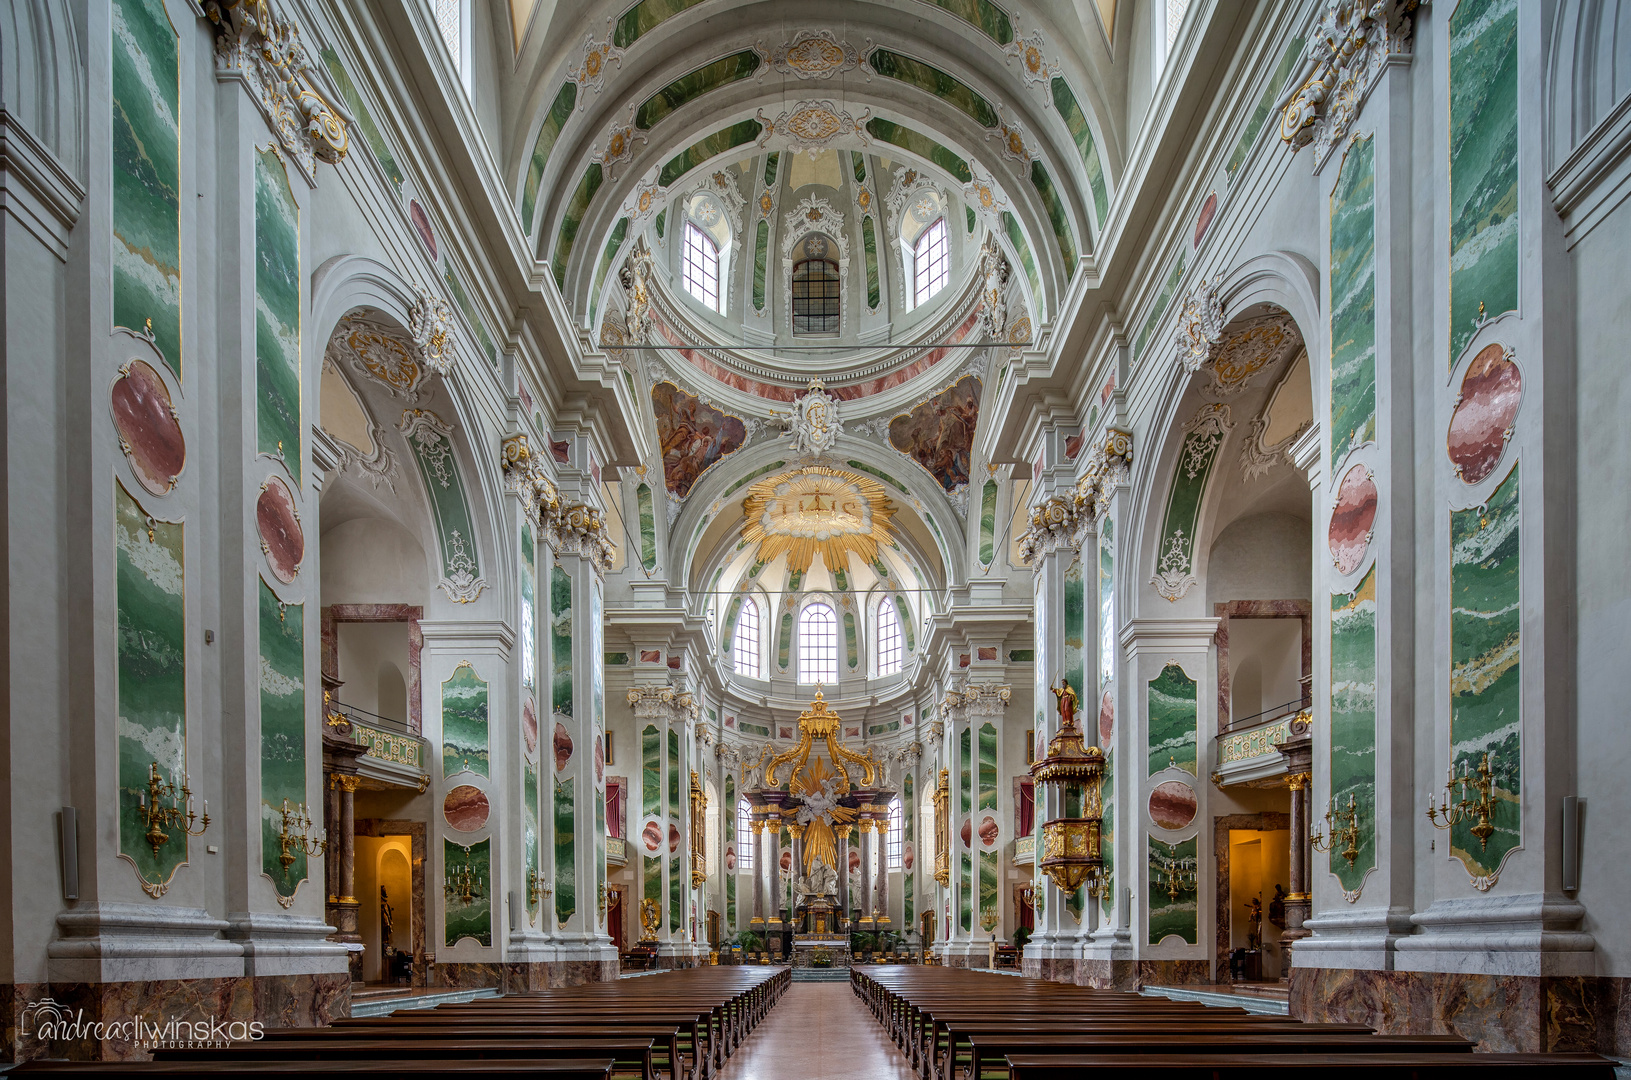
[682,220,723,313]
[791,256,841,334]
[733,595,762,679]
[876,596,904,677]
[886,797,904,869]
[797,600,839,685]
[912,217,949,306]
[736,800,754,870]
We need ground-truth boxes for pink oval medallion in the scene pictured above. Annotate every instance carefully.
[593,729,604,784]
[641,817,663,855]
[553,721,573,772]
[960,818,972,849]
[1193,191,1218,249]
[978,815,999,849]
[409,199,437,261]
[257,475,304,583]
[902,842,915,871]
[522,698,538,757]
[1328,464,1379,576]
[111,359,185,496]
[1099,688,1115,745]
[1448,343,1522,485]
[724,845,736,872]
[668,823,682,856]
[1148,780,1197,830]
[443,784,490,832]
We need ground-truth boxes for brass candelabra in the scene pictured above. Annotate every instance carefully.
[979,906,999,937]
[274,799,327,873]
[1427,751,1498,851]
[527,869,551,907]
[1312,793,1362,867]
[136,761,210,858]
[1158,857,1198,902]
[444,850,484,906]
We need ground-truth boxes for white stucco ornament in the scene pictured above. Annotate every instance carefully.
[786,379,841,458]
[1173,279,1225,374]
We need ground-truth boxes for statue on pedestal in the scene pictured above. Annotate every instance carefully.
[798,857,838,902]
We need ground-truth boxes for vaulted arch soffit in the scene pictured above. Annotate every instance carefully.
[506,0,1120,327]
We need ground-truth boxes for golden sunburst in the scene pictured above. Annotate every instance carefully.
[739,467,895,576]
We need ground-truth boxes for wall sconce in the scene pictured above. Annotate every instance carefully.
[1155,853,1198,901]
[527,869,551,907]
[1312,792,1362,866]
[1427,751,1497,850]
[445,851,484,906]
[274,799,327,873]
[136,761,209,857]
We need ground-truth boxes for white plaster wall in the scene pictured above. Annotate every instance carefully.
[320,517,430,605]
[1205,511,1313,605]
[336,621,413,723]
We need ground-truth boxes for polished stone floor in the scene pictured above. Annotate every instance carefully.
[720,982,916,1080]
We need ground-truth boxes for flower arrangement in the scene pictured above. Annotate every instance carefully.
[810,946,833,968]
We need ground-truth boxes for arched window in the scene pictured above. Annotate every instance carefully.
[733,596,761,679]
[798,602,838,684]
[886,797,904,869]
[792,236,840,333]
[876,598,903,677]
[912,217,949,304]
[737,800,754,870]
[682,221,722,312]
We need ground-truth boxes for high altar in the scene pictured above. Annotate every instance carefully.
[742,691,897,967]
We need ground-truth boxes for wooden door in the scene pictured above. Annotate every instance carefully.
[607,886,626,953]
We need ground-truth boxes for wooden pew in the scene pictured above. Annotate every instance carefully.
[1004,1053,1619,1079]
[14,1060,617,1079]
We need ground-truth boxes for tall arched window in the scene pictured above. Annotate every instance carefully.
[876,598,903,677]
[886,797,904,868]
[792,235,840,333]
[733,596,761,678]
[682,221,722,312]
[798,602,838,684]
[737,800,754,869]
[912,217,949,304]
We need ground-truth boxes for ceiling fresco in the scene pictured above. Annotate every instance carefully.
[887,375,982,493]
[653,380,747,498]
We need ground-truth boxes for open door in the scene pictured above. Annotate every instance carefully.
[607,885,626,953]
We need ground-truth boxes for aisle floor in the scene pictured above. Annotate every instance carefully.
[719,982,915,1080]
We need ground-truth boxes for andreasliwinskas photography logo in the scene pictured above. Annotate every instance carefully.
[20,997,265,1050]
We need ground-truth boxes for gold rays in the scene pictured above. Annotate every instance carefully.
[738,466,895,575]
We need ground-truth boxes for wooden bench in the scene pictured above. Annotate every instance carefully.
[13,1060,617,1079]
[1004,1052,1619,1079]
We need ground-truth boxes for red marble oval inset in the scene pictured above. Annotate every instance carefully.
[902,842,915,871]
[1099,688,1115,745]
[444,784,490,832]
[553,721,573,772]
[1448,343,1522,485]
[960,818,972,849]
[111,359,185,496]
[1328,464,1379,576]
[641,818,663,855]
[594,729,604,784]
[1193,191,1218,249]
[522,698,538,757]
[724,845,737,872]
[668,823,682,856]
[1148,780,1197,830]
[257,475,304,583]
[409,199,437,261]
[978,815,999,848]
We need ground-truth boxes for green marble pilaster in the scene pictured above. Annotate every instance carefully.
[1147,663,1197,776]
[520,82,577,232]
[444,838,492,946]
[551,567,573,717]
[1329,568,1378,893]
[441,662,489,779]
[1330,136,1377,468]
[259,580,306,897]
[1147,836,1198,944]
[524,762,541,924]
[254,150,301,485]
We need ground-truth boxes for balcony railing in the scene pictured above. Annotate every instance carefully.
[607,836,628,865]
[1213,699,1306,786]
[334,702,430,789]
[1013,834,1035,865]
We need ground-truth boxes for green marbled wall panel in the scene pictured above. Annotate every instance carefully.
[1225,36,1304,183]
[967,206,977,233]
[254,150,301,485]
[614,0,708,48]
[903,774,914,926]
[115,480,187,886]
[1152,413,1225,599]
[1449,464,1520,879]
[868,50,998,128]
[752,220,769,311]
[1064,555,1086,692]
[868,720,900,736]
[259,580,306,897]
[445,838,492,946]
[980,850,998,921]
[864,118,972,183]
[443,269,497,365]
[1051,77,1109,224]
[658,120,762,188]
[1330,567,1378,892]
[111,0,181,378]
[725,774,736,926]
[525,761,540,922]
[1449,0,1519,370]
[1330,136,1377,468]
[777,607,794,672]
[1148,836,1198,944]
[667,728,680,819]
[1098,519,1115,689]
[1133,253,1187,363]
[552,164,604,289]
[895,596,915,651]
[669,849,682,932]
[520,82,576,232]
[1003,213,1040,304]
[642,724,661,817]
[551,566,573,717]
[555,777,576,925]
[721,595,742,654]
[852,151,867,183]
[1148,663,1197,776]
[320,47,404,192]
[960,726,972,816]
[636,484,657,571]
[739,721,772,737]
[1030,161,1079,266]
[442,662,489,778]
[636,51,760,130]
[644,854,662,920]
[1099,763,1115,916]
[862,217,880,310]
[654,209,666,239]
[591,217,630,326]
[401,413,483,596]
[924,0,1013,44]
[978,723,997,811]
[960,851,972,932]
[978,481,998,565]
[521,524,536,694]
[844,611,858,670]
[763,152,780,188]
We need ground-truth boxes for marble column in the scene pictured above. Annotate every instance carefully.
[767,823,783,927]
[858,819,875,925]
[1277,713,1314,950]
[876,822,891,926]
[750,818,766,925]
[836,825,852,926]
[787,821,806,930]
[332,773,361,981]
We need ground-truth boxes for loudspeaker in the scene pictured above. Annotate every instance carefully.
[1563,796,1582,892]
[508,890,518,932]
[58,806,79,900]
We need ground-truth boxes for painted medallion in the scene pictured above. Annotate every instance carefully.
[444,784,490,832]
[111,359,185,496]
[1148,779,1198,830]
[1328,463,1378,576]
[1448,343,1521,484]
[256,475,304,583]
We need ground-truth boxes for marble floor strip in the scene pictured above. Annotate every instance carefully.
[718,982,916,1080]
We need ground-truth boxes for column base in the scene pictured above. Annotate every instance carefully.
[1290,967,1631,1056]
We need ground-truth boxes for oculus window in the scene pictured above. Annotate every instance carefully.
[797,602,838,684]
[733,596,761,679]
